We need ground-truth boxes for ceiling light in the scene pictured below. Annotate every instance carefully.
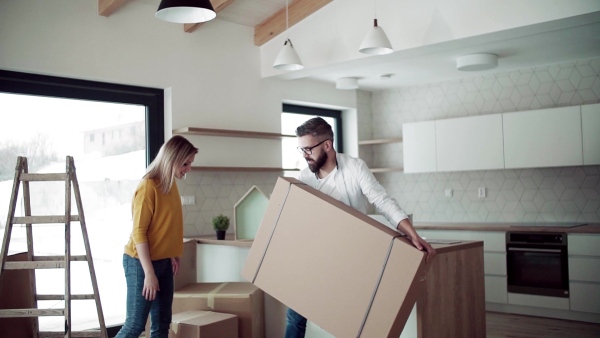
[359,0,393,55]
[273,0,303,70]
[456,53,498,71]
[155,0,216,24]
[336,77,359,90]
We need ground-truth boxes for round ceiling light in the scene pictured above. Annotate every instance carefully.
[456,53,498,71]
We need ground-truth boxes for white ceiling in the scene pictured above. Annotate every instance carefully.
[270,11,600,90]
[147,0,600,91]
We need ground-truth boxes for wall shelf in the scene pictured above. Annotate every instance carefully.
[173,127,295,140]
[358,137,403,145]
[370,167,404,173]
[191,166,299,172]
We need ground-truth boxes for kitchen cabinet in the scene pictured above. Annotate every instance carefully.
[173,127,299,172]
[402,121,436,173]
[582,103,600,165]
[568,234,600,314]
[503,106,583,169]
[358,137,403,173]
[436,114,504,172]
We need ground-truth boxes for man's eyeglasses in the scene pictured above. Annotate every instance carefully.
[297,139,328,155]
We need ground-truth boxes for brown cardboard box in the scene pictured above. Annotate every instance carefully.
[242,177,429,338]
[174,238,197,291]
[173,282,264,338]
[169,311,238,338]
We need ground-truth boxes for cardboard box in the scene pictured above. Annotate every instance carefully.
[169,311,238,338]
[173,282,264,338]
[242,177,429,338]
[175,238,197,290]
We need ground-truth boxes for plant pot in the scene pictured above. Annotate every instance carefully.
[216,230,226,240]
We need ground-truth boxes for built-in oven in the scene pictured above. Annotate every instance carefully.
[506,232,569,298]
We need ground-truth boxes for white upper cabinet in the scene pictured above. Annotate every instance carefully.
[402,121,436,173]
[436,114,504,172]
[582,103,600,165]
[503,106,583,169]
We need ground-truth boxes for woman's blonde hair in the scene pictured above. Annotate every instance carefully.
[144,135,198,194]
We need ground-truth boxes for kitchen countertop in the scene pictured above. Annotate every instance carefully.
[413,222,600,234]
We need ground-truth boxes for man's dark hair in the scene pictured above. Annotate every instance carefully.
[295,117,334,142]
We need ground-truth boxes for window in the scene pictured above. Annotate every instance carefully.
[281,104,343,176]
[0,70,164,331]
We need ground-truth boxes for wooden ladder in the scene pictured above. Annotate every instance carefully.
[0,156,107,338]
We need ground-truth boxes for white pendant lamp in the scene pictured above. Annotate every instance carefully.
[456,53,498,71]
[156,0,216,24]
[359,0,393,55]
[273,0,303,70]
[336,77,359,90]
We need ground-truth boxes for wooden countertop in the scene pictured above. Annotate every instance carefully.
[413,222,600,234]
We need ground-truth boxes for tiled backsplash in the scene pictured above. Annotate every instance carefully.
[369,57,600,223]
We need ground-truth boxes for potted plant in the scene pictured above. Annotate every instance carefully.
[212,214,230,240]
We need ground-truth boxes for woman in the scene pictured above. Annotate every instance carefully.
[115,135,198,338]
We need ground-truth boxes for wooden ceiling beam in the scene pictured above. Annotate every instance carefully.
[184,0,236,33]
[254,0,332,46]
[98,0,127,17]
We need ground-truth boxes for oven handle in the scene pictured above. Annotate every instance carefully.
[507,247,562,253]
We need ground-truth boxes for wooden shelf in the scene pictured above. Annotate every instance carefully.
[191,166,300,173]
[173,127,295,140]
[358,137,403,145]
[370,167,404,173]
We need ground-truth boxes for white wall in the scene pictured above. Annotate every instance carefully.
[0,0,356,168]
[261,0,600,78]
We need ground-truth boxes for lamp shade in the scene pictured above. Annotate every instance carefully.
[359,19,393,55]
[156,0,216,24]
[336,77,359,90]
[273,39,303,71]
[456,53,498,71]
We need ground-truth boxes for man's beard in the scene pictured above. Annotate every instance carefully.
[307,151,327,173]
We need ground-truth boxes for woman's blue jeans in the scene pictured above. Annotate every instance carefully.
[115,254,174,338]
[285,307,307,338]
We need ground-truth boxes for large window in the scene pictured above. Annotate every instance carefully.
[0,70,164,331]
[281,104,343,176]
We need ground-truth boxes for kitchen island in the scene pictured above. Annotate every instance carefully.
[193,236,485,338]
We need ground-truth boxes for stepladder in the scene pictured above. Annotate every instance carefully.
[0,156,107,338]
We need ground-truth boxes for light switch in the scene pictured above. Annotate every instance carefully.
[181,195,196,205]
[445,188,453,197]
[478,187,486,198]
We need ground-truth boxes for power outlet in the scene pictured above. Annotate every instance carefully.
[478,187,486,199]
[181,195,196,205]
[445,188,453,197]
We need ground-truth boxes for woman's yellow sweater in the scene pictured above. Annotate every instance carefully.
[124,178,183,261]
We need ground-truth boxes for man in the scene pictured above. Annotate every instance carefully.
[285,117,435,338]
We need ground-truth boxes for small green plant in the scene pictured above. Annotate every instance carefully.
[212,214,230,231]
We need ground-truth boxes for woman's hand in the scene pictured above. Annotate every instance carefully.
[142,273,160,301]
[171,256,180,276]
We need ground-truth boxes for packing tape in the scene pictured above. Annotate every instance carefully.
[206,282,229,309]
[357,235,401,338]
[252,182,292,283]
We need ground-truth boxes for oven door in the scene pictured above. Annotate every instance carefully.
[506,244,569,297]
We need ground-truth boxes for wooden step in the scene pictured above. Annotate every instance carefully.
[37,294,96,301]
[0,308,63,317]
[19,173,68,182]
[34,255,88,262]
[39,331,103,337]
[12,215,80,224]
[3,261,66,269]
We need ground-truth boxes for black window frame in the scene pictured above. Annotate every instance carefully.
[0,70,164,166]
[283,103,344,153]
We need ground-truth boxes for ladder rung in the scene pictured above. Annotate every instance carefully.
[0,308,64,317]
[4,261,65,269]
[39,331,103,337]
[12,215,80,224]
[20,173,68,182]
[37,294,96,301]
[34,255,88,262]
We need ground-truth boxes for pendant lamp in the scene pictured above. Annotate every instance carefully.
[156,0,216,24]
[273,0,303,70]
[359,1,393,55]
